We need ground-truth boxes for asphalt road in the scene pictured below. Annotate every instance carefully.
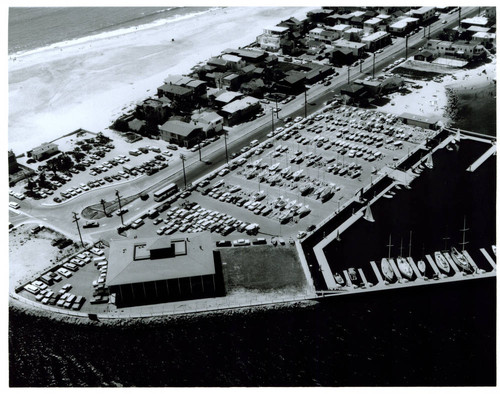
[10,7,478,241]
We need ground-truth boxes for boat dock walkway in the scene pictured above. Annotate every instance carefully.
[370,261,385,285]
[389,259,403,282]
[407,257,423,279]
[425,254,442,277]
[443,252,462,276]
[479,248,496,270]
[467,144,496,172]
[358,268,369,287]
[461,250,480,271]
[379,167,416,184]
[343,270,353,287]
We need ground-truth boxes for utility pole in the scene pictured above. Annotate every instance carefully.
[423,25,426,38]
[405,35,408,59]
[197,138,202,161]
[347,66,350,84]
[304,87,308,118]
[458,7,461,28]
[372,52,375,79]
[223,130,229,164]
[180,154,187,189]
[360,58,363,73]
[115,190,124,226]
[100,199,108,217]
[271,110,275,134]
[72,212,84,247]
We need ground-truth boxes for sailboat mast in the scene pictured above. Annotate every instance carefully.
[459,215,469,252]
[408,231,412,258]
[399,239,404,257]
[387,234,393,259]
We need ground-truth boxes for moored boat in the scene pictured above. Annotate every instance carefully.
[381,258,395,282]
[334,272,345,286]
[450,247,472,272]
[348,267,358,283]
[417,259,426,274]
[396,256,414,279]
[425,154,433,169]
[434,251,451,274]
[492,245,496,256]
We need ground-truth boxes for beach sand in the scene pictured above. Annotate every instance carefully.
[377,56,496,125]
[8,7,314,155]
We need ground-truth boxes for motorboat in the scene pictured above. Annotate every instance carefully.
[381,258,395,282]
[492,245,496,256]
[348,268,358,283]
[396,256,414,280]
[334,272,345,286]
[434,251,451,274]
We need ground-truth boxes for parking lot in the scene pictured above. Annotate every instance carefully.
[118,104,436,242]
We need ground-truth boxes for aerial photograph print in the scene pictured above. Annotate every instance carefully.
[7,2,497,387]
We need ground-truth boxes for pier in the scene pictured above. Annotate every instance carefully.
[370,261,385,285]
[425,254,442,277]
[479,248,497,270]
[407,257,423,279]
[461,250,480,272]
[358,268,369,287]
[443,252,462,276]
[466,144,496,172]
[389,259,403,282]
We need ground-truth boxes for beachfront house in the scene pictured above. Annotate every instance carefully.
[159,120,203,148]
[460,16,490,30]
[471,32,496,46]
[29,142,59,161]
[399,112,439,130]
[137,98,171,125]
[426,39,487,61]
[257,26,289,52]
[220,96,261,126]
[363,17,384,34]
[106,233,225,307]
[8,150,19,174]
[213,91,244,108]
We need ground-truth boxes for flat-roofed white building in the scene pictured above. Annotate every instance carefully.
[471,32,496,45]
[361,31,392,51]
[411,7,436,23]
[388,17,419,35]
[257,26,289,52]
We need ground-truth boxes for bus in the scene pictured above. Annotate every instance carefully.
[153,183,178,202]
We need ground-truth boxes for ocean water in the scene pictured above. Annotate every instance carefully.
[8,7,214,55]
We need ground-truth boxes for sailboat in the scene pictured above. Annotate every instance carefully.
[381,235,395,282]
[492,245,496,256]
[434,251,451,274]
[335,230,341,242]
[455,216,473,273]
[425,154,434,169]
[381,258,395,282]
[396,239,414,280]
[363,203,374,222]
[417,260,427,274]
[451,247,472,272]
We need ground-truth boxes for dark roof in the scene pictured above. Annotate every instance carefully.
[107,233,215,286]
[399,112,439,125]
[417,50,433,57]
[159,120,202,137]
[128,118,146,132]
[282,71,306,85]
[158,84,192,96]
[242,64,256,74]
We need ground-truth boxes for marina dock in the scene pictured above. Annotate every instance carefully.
[389,259,403,282]
[358,268,369,287]
[370,261,385,285]
[479,248,497,270]
[425,254,442,277]
[407,257,423,279]
[467,144,496,172]
[443,252,462,275]
[461,250,479,271]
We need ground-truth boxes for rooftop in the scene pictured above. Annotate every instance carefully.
[334,39,366,49]
[159,119,201,137]
[362,31,390,42]
[215,91,243,104]
[221,96,260,114]
[221,54,243,63]
[332,24,351,31]
[461,16,489,26]
[399,112,439,125]
[107,233,215,286]
[412,6,435,16]
[364,17,382,25]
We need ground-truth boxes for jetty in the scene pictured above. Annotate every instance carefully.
[467,144,496,172]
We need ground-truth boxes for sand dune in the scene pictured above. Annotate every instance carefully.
[8,6,314,154]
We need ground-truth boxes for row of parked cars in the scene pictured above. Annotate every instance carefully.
[153,202,260,237]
